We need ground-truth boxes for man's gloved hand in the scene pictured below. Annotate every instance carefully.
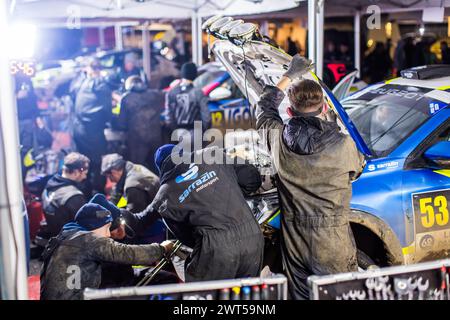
[283,54,313,80]
[160,240,175,255]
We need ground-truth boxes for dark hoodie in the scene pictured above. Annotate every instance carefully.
[148,147,264,281]
[40,224,164,300]
[117,86,165,172]
[41,174,87,238]
[256,85,365,300]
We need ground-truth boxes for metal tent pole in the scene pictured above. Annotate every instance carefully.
[308,0,317,72]
[316,0,324,79]
[99,26,105,49]
[197,14,203,66]
[115,24,123,50]
[0,0,29,300]
[191,10,199,65]
[142,21,151,79]
[354,10,361,78]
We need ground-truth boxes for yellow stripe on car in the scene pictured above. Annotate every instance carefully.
[267,210,280,223]
[434,169,450,178]
[385,77,400,84]
[402,245,415,256]
[436,85,450,91]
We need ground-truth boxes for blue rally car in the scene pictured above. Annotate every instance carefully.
[341,66,450,265]
[194,64,254,131]
[212,38,450,267]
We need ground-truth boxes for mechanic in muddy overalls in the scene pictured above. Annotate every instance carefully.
[255,54,365,299]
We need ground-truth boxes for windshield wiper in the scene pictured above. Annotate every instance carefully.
[369,107,416,148]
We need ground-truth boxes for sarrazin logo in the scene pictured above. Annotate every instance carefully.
[178,171,218,203]
[175,164,199,184]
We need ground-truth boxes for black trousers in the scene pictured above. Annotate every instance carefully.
[185,221,264,282]
[73,124,106,195]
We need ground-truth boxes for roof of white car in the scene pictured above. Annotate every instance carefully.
[385,76,450,90]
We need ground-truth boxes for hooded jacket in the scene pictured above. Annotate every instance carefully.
[146,147,264,281]
[41,174,86,237]
[74,77,112,132]
[117,87,165,143]
[110,161,160,213]
[165,82,211,130]
[40,225,165,300]
[149,147,262,248]
[256,85,365,299]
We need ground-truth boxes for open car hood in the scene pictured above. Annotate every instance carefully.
[211,40,371,157]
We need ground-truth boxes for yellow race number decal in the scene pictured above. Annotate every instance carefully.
[414,190,450,233]
[211,111,224,127]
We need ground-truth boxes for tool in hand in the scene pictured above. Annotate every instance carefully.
[136,240,183,287]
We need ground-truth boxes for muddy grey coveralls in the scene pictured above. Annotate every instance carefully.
[256,85,365,300]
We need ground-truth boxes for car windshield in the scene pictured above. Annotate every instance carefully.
[342,85,445,157]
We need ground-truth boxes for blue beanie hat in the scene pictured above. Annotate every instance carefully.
[89,194,121,220]
[154,144,176,174]
[74,203,113,231]
[89,193,123,230]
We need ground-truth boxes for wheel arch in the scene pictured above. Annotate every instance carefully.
[349,209,404,266]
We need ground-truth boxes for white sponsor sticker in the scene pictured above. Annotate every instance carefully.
[425,90,450,104]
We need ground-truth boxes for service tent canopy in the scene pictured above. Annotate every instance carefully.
[11,0,302,21]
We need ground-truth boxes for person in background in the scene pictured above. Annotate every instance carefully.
[40,203,174,300]
[40,152,90,239]
[118,52,146,85]
[393,38,406,76]
[101,153,159,213]
[286,29,300,56]
[115,75,165,173]
[324,41,337,61]
[89,194,178,288]
[15,73,52,178]
[337,43,352,67]
[403,37,416,69]
[365,42,392,83]
[165,62,211,136]
[441,41,450,64]
[73,57,112,195]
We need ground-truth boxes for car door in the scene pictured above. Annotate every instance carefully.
[401,116,450,264]
[332,70,358,101]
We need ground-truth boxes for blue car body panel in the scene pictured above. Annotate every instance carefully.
[206,72,254,128]
[350,106,450,262]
